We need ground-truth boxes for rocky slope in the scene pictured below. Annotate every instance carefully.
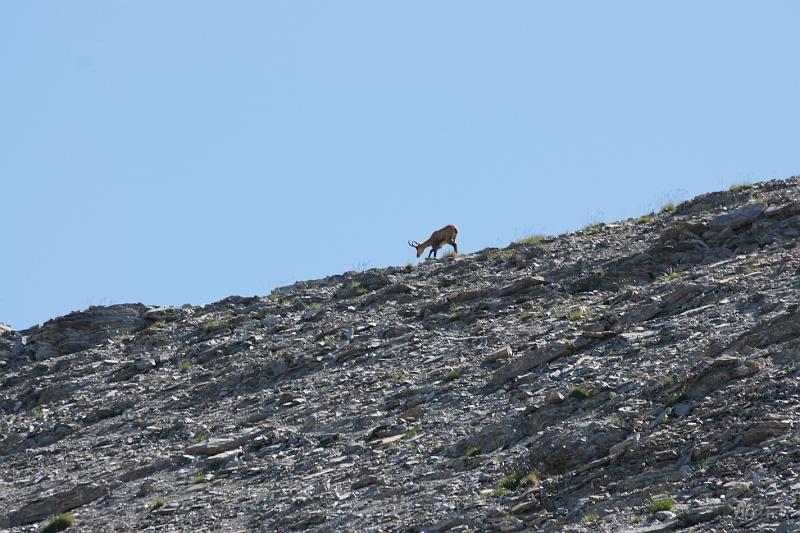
[2,177,800,532]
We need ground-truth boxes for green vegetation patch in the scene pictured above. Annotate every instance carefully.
[489,249,515,262]
[466,447,481,457]
[729,183,754,193]
[516,234,547,246]
[496,471,539,493]
[518,311,536,322]
[403,428,420,439]
[201,321,224,335]
[569,386,591,400]
[649,498,674,513]
[660,203,678,214]
[39,514,75,533]
[664,270,685,281]
[351,283,369,296]
[566,308,585,321]
[150,498,167,510]
[442,369,462,382]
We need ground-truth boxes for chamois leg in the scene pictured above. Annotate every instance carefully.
[429,247,436,258]
[449,240,458,255]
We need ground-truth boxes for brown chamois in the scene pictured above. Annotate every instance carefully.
[408,224,459,259]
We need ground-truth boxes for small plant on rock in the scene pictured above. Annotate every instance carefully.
[442,369,462,382]
[637,213,655,224]
[583,513,599,523]
[201,321,223,335]
[582,223,602,235]
[150,498,166,510]
[492,470,539,497]
[499,472,524,491]
[569,386,591,400]
[566,308,585,321]
[660,203,678,214]
[352,284,369,296]
[489,249,515,262]
[663,269,685,282]
[39,514,75,533]
[522,471,540,487]
[649,498,674,513]
[490,487,512,498]
[179,360,191,373]
[267,290,281,301]
[403,428,419,439]
[516,234,547,246]
[192,474,211,484]
[389,370,407,381]
[466,447,481,457]
[729,182,753,193]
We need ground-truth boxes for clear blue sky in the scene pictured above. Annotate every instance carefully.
[2,2,798,330]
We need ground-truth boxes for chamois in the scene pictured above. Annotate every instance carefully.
[408,224,458,259]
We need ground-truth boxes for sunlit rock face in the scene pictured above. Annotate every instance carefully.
[2,177,800,532]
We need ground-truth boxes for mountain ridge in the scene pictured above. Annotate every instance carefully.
[2,176,799,532]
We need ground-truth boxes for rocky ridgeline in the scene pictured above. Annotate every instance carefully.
[2,178,800,532]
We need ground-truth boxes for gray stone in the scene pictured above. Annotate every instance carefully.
[4,482,115,526]
[709,202,766,230]
[483,345,512,363]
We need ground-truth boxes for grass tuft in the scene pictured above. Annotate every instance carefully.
[201,321,223,335]
[442,369,462,382]
[489,249,515,262]
[664,270,685,281]
[566,308,585,321]
[518,311,536,322]
[569,386,591,400]
[150,498,166,510]
[39,514,75,533]
[729,183,753,193]
[403,427,420,439]
[649,498,674,513]
[516,234,547,246]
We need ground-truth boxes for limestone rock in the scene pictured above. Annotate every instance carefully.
[2,177,800,531]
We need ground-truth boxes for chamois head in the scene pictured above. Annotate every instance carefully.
[407,240,424,258]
